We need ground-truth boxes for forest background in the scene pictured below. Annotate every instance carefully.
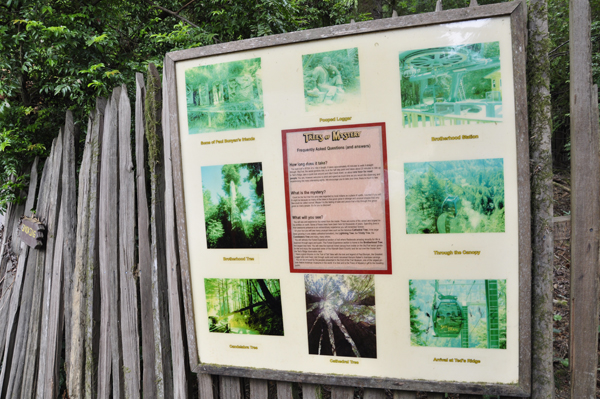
[0,0,598,212]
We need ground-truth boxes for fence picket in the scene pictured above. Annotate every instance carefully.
[85,98,106,399]
[147,62,173,399]
[98,88,124,399]
[220,376,243,399]
[35,130,63,398]
[62,110,78,383]
[250,379,269,399]
[0,158,38,396]
[331,386,354,399]
[393,391,417,399]
[119,83,142,399]
[163,56,188,398]
[276,381,293,399]
[21,140,55,398]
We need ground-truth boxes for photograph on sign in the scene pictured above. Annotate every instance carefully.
[201,162,268,249]
[400,41,502,128]
[305,274,377,358]
[404,158,505,234]
[409,279,507,349]
[205,278,283,336]
[282,123,390,273]
[302,48,361,112]
[171,4,527,394]
[185,58,264,134]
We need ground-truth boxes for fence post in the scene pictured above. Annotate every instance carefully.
[569,1,600,398]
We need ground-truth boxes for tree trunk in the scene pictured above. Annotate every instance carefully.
[528,0,555,398]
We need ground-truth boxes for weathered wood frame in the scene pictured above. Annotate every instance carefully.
[164,2,531,396]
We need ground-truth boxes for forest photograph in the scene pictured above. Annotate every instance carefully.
[404,158,505,234]
[409,279,507,349]
[202,162,268,249]
[399,42,502,127]
[185,58,264,134]
[204,278,283,336]
[305,274,376,358]
[302,48,361,111]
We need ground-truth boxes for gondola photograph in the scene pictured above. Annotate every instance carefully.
[409,279,507,349]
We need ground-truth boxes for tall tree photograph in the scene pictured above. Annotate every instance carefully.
[205,278,283,335]
[409,279,507,349]
[404,158,505,234]
[202,162,268,248]
[305,274,377,358]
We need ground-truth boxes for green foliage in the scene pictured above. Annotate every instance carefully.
[404,159,505,234]
[204,278,283,335]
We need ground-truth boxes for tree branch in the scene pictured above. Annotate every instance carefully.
[143,0,220,43]
[144,0,199,28]
[177,0,198,14]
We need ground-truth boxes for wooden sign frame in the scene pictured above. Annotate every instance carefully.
[165,2,530,396]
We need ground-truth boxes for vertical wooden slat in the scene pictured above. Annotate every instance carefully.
[301,383,320,399]
[4,158,43,399]
[41,111,76,397]
[393,391,417,399]
[0,158,38,397]
[363,388,384,399]
[331,386,354,399]
[0,187,25,354]
[425,393,444,399]
[98,88,124,399]
[147,62,173,399]
[136,71,158,399]
[250,379,269,399]
[163,55,188,398]
[21,140,55,397]
[41,196,65,398]
[220,376,243,399]
[85,98,106,399]
[35,130,63,398]
[68,109,95,399]
[62,110,78,383]
[198,373,215,399]
[119,84,141,399]
[569,1,600,398]
[276,382,293,399]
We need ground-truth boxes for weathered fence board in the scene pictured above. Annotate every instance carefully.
[35,130,63,398]
[392,391,417,399]
[119,83,142,399]
[147,62,173,399]
[85,97,106,399]
[21,140,55,398]
[0,158,38,397]
[62,110,78,382]
[98,88,123,399]
[301,383,320,399]
[332,386,354,399]
[569,1,600,397]
[220,376,243,399]
[136,71,158,399]
[163,56,188,398]
[249,379,269,399]
[68,107,95,399]
[199,373,215,399]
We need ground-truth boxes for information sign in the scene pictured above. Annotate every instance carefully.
[165,2,530,396]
